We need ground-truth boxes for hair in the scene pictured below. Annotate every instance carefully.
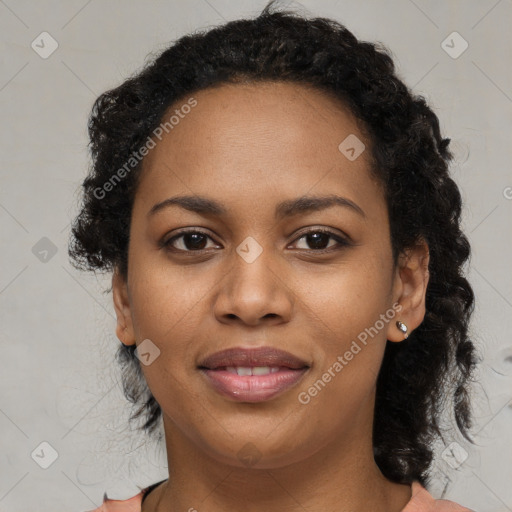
[68,0,480,488]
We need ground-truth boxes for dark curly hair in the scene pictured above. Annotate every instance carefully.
[68,0,480,489]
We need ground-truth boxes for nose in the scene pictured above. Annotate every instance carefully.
[212,244,294,327]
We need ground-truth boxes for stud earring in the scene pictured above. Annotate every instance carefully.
[396,320,409,340]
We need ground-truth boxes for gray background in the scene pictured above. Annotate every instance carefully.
[1,1,511,510]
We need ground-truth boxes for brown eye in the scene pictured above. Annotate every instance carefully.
[300,232,332,250]
[292,229,349,252]
[164,231,217,252]
[162,228,350,255]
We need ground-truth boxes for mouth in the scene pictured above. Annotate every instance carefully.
[198,346,310,403]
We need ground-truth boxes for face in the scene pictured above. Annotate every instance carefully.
[113,81,429,469]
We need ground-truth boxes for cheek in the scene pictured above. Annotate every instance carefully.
[301,254,392,382]
[126,263,207,411]
[127,252,214,341]
[306,253,392,331]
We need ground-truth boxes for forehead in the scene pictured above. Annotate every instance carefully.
[144,80,369,165]
[134,81,384,220]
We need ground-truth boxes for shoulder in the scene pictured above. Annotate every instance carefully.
[401,481,475,512]
[83,488,147,512]
[84,479,167,511]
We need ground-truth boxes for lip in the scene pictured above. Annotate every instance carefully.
[198,347,310,403]
[198,346,309,370]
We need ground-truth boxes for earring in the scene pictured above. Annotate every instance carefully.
[396,320,409,340]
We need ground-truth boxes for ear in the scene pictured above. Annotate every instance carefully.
[112,268,136,346]
[386,238,430,343]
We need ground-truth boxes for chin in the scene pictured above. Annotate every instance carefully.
[197,429,319,470]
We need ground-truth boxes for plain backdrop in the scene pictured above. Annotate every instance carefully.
[1,1,511,511]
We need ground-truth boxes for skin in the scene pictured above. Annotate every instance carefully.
[112,81,430,512]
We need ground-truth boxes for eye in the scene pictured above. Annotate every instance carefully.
[162,230,219,252]
[290,228,350,252]
[161,227,350,254]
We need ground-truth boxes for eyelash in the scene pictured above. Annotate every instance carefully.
[161,227,351,255]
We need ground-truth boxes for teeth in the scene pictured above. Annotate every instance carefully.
[252,366,271,375]
[223,366,280,376]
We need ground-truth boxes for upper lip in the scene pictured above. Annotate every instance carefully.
[198,346,309,370]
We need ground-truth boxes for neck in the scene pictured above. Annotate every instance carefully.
[145,407,412,512]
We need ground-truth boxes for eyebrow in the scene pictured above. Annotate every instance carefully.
[148,194,366,220]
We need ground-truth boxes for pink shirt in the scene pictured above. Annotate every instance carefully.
[85,480,474,511]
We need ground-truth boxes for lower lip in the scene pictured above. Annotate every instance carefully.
[200,367,308,402]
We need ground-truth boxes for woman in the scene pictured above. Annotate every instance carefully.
[69,1,478,510]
